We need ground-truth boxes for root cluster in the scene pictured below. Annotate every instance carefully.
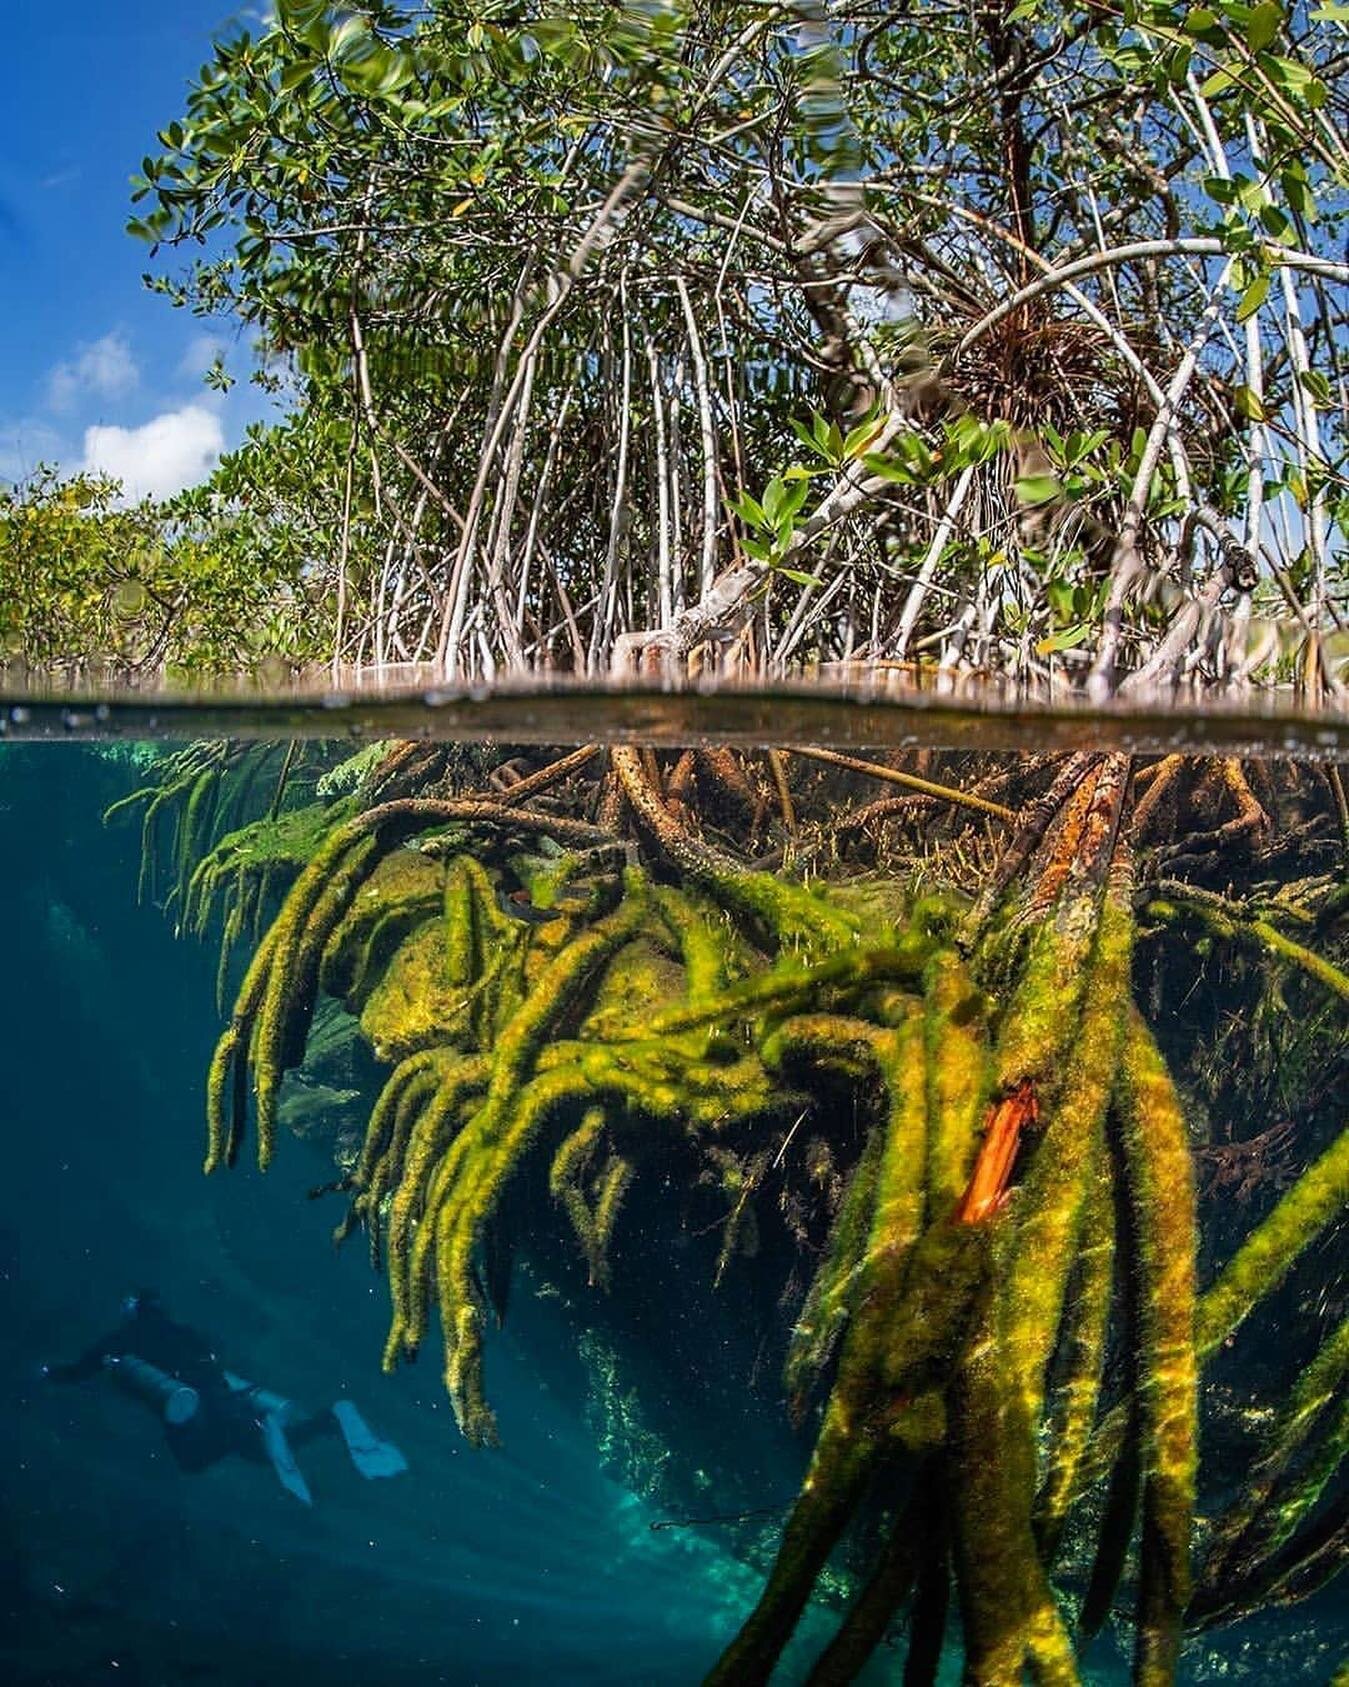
[109,737,1349,1684]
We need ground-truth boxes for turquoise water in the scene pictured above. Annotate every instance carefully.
[2,744,883,1685]
[2,740,1344,1685]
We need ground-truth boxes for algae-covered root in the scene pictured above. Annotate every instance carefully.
[705,1011,930,1687]
[1115,1009,1198,1687]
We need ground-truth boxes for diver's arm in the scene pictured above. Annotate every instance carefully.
[43,1309,137,1382]
[43,1337,115,1383]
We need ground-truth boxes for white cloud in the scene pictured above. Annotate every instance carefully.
[47,332,140,413]
[178,333,230,383]
[81,404,225,502]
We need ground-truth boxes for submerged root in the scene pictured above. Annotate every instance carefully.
[1115,1010,1199,1687]
[149,739,1349,1683]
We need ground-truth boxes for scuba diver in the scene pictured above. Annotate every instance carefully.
[43,1289,407,1507]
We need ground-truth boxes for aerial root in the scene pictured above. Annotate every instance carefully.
[791,745,1015,823]
[181,742,1349,1684]
[1198,1312,1349,1608]
[952,844,1131,1687]
[801,1484,922,1686]
[1153,757,1272,873]
[1034,1153,1115,1560]
[1196,1120,1349,1360]
[549,1105,620,1285]
[1115,1009,1199,1686]
[1146,881,1349,1006]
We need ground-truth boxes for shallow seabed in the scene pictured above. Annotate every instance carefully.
[2,731,1345,1686]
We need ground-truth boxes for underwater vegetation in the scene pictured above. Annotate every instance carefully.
[109,739,1349,1685]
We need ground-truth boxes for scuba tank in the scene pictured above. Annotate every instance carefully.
[102,1354,200,1425]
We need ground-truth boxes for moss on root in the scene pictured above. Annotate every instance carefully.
[178,745,1349,1685]
[1196,1122,1349,1360]
[1116,1010,1199,1687]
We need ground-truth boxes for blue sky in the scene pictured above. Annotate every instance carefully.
[0,1,278,496]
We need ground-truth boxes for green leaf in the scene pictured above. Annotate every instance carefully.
[890,433,935,479]
[1037,624,1092,654]
[861,454,916,485]
[1014,474,1062,507]
[1280,164,1316,219]
[773,478,810,532]
[1232,384,1268,421]
[790,415,838,463]
[1183,7,1221,37]
[1233,175,1270,214]
[280,57,318,91]
[790,415,818,452]
[1068,428,1109,465]
[842,416,885,459]
[1200,65,1239,97]
[728,492,767,529]
[276,0,328,32]
[1258,53,1326,107]
[774,566,823,588]
[1234,272,1269,321]
[327,15,371,59]
[1245,0,1282,50]
[1298,369,1333,409]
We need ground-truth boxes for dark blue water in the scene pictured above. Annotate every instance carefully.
[1,744,848,1686]
[2,744,1343,1685]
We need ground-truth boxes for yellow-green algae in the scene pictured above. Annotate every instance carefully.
[1256,1320,1349,1556]
[171,744,1349,1686]
[951,770,1132,1687]
[1198,1311,1349,1620]
[1116,1009,1199,1687]
[1034,1146,1115,1561]
[1196,1122,1349,1360]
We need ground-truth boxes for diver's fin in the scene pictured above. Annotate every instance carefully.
[332,1400,408,1479]
[260,1411,313,1506]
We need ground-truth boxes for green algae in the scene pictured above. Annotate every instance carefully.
[168,743,1349,1684]
[1116,1010,1199,1687]
[1196,1123,1349,1361]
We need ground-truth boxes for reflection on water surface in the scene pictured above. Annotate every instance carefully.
[2,670,1349,762]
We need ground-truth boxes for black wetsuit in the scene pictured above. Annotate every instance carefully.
[47,1298,332,1473]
